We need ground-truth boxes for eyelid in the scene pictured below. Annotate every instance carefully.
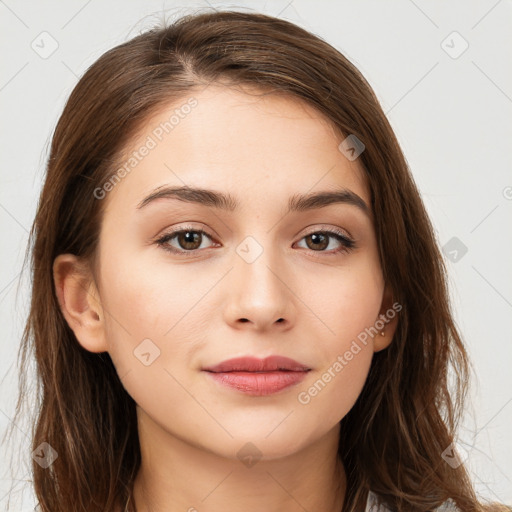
[300,223,353,240]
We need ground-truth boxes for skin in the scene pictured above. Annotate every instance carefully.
[54,83,397,512]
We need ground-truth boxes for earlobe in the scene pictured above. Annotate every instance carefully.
[53,254,108,353]
[373,283,400,353]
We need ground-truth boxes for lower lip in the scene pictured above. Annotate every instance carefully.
[204,370,309,396]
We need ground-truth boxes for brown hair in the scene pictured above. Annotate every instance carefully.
[8,8,509,512]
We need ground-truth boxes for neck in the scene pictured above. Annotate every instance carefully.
[130,407,346,512]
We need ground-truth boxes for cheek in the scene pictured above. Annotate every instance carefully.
[96,245,229,418]
[294,259,383,420]
[96,245,202,376]
[96,254,208,418]
[300,254,383,347]
[295,344,373,440]
[294,280,379,426]
[98,244,213,340]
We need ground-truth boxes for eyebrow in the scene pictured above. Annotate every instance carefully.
[136,185,370,216]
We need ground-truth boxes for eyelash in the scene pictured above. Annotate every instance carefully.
[154,224,356,258]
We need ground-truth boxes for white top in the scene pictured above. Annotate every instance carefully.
[365,491,459,511]
[365,492,391,512]
[364,492,380,511]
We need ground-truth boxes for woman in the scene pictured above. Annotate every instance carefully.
[10,9,509,512]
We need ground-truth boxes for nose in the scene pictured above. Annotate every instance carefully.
[223,240,295,332]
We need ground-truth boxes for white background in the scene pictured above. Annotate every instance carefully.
[1,0,511,509]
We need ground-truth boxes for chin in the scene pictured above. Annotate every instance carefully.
[229,429,315,463]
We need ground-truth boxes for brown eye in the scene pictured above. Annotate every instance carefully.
[156,227,216,256]
[304,232,329,251]
[176,231,203,250]
[295,228,356,256]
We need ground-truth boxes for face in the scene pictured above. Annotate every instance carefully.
[57,83,395,461]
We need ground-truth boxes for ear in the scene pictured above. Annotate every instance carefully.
[373,282,400,353]
[53,254,108,353]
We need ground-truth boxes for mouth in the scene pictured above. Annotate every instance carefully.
[202,355,311,396]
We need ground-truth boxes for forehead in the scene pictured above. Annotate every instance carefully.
[103,83,369,212]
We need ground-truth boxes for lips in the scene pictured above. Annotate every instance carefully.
[203,355,311,373]
[202,356,311,396]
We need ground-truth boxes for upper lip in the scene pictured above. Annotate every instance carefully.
[203,356,311,373]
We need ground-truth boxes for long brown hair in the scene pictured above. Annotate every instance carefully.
[8,9,509,512]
